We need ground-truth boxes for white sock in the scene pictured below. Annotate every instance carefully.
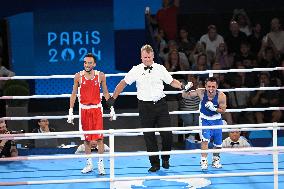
[87,158,93,165]
[201,156,207,161]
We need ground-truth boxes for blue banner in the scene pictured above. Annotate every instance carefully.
[33,6,115,94]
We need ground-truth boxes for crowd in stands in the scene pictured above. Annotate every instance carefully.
[148,1,284,142]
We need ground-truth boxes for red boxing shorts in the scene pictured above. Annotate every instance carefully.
[81,107,103,141]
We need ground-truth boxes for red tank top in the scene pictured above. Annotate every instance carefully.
[79,70,101,105]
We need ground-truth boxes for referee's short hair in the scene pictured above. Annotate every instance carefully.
[141,44,154,53]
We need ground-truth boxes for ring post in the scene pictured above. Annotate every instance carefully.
[109,129,115,189]
[272,122,278,189]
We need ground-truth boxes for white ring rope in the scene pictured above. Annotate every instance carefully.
[0,127,277,140]
[0,171,283,186]
[1,86,283,100]
[0,146,283,162]
[0,67,283,80]
[0,127,279,140]
[1,123,283,140]
[2,127,283,140]
[0,107,283,121]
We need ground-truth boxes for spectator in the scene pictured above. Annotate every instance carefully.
[266,17,284,57]
[32,119,55,133]
[250,72,282,123]
[164,49,187,80]
[179,75,201,140]
[214,72,231,90]
[155,0,179,40]
[232,9,252,36]
[30,119,56,148]
[235,41,256,67]
[277,57,284,86]
[228,74,252,124]
[155,28,168,60]
[222,130,251,148]
[0,56,15,78]
[248,23,264,55]
[0,56,15,118]
[188,41,206,66]
[215,42,232,69]
[225,20,248,56]
[211,70,234,126]
[0,120,18,158]
[258,47,279,68]
[199,25,224,56]
[177,27,196,58]
[234,55,258,88]
[277,58,284,123]
[161,40,190,70]
[192,53,210,82]
[211,62,230,89]
[0,56,15,91]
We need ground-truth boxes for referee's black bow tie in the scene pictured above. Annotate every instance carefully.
[230,141,240,146]
[144,66,153,71]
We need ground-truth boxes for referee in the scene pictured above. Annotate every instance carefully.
[107,44,186,172]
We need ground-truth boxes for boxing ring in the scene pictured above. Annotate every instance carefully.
[0,67,284,189]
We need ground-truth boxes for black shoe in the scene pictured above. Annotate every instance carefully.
[148,165,160,172]
[162,160,170,169]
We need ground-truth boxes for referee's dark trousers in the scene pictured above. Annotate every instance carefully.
[138,98,173,167]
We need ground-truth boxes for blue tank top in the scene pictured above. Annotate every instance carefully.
[200,90,219,117]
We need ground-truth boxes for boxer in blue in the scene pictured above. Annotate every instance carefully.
[182,77,227,170]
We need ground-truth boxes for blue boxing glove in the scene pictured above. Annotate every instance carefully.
[205,101,217,111]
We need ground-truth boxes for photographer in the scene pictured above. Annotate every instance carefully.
[0,120,18,158]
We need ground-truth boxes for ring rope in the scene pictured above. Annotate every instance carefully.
[0,67,283,81]
[0,107,283,121]
[1,171,283,186]
[1,127,279,140]
[0,146,283,162]
[0,146,284,162]
[1,122,283,139]
[1,86,283,100]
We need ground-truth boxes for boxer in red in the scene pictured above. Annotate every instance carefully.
[67,53,112,175]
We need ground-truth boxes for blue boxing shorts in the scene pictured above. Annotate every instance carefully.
[200,118,223,147]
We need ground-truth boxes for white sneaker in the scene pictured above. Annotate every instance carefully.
[212,156,222,168]
[97,161,105,175]
[200,159,208,170]
[81,163,93,174]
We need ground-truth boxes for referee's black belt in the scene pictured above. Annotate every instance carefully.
[139,97,165,104]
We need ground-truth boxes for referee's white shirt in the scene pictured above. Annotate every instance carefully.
[222,136,251,148]
[124,63,173,102]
